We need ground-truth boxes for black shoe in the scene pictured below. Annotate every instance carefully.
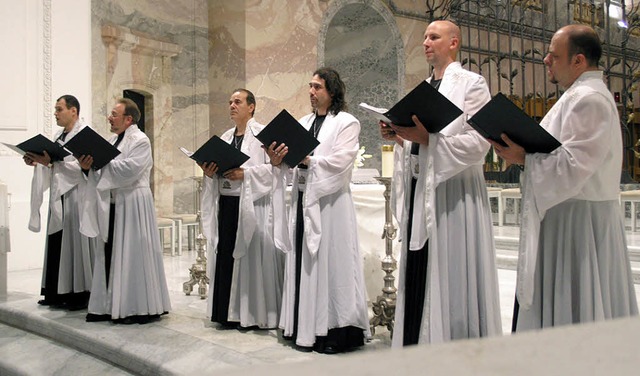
[237,325,260,332]
[136,315,161,325]
[313,341,342,354]
[322,345,340,354]
[295,345,313,353]
[86,314,111,322]
[37,299,53,306]
[113,317,136,325]
[217,321,239,330]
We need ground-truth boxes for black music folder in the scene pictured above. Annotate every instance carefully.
[63,127,121,170]
[2,134,70,161]
[255,109,320,167]
[359,80,463,132]
[181,135,250,176]
[467,93,561,153]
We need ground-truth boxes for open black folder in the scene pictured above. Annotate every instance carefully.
[467,93,561,153]
[63,127,121,170]
[359,80,463,132]
[2,134,70,162]
[181,135,250,177]
[255,109,320,167]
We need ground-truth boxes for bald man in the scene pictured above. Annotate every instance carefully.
[380,20,502,346]
[493,24,638,331]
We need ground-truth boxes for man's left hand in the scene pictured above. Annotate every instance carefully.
[223,168,244,181]
[489,133,526,165]
[25,151,52,167]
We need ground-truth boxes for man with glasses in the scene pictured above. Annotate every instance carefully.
[80,98,171,324]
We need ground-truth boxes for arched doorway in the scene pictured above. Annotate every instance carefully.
[319,0,404,172]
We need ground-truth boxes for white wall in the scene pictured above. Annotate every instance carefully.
[0,0,92,272]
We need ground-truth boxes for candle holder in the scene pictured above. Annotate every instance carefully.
[369,176,398,336]
[183,176,209,299]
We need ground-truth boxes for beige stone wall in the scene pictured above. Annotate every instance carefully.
[90,0,640,217]
[208,0,328,135]
[92,0,209,216]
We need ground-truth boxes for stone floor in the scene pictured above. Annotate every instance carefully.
[1,224,639,375]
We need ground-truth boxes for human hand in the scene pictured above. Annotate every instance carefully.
[264,142,288,166]
[223,167,244,181]
[77,155,94,171]
[24,151,52,167]
[200,162,219,178]
[389,115,429,145]
[379,121,404,146]
[489,133,526,166]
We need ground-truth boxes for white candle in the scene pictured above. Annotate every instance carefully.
[381,144,394,178]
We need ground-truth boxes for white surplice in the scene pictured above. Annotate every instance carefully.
[275,111,370,348]
[516,71,638,329]
[392,62,502,346]
[82,124,171,318]
[200,119,284,328]
[29,120,95,295]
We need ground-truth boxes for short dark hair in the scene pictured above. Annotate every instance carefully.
[233,88,256,116]
[566,27,602,67]
[117,98,141,123]
[57,95,80,116]
[313,67,347,115]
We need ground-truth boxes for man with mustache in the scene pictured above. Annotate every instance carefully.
[79,98,171,324]
[200,88,284,329]
[269,68,370,354]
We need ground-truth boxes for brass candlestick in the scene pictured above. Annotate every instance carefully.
[183,176,209,299]
[369,176,398,335]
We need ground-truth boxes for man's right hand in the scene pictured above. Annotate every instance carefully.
[379,121,404,146]
[200,162,219,178]
[77,155,94,171]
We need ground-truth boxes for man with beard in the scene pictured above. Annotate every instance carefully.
[268,68,370,354]
[492,24,638,330]
[80,98,171,324]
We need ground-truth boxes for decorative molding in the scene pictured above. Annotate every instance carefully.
[512,0,543,12]
[101,24,182,57]
[573,0,601,26]
[43,0,52,138]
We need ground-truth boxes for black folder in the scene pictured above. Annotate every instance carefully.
[183,135,250,176]
[467,93,561,153]
[359,80,463,132]
[2,134,70,162]
[255,109,320,167]
[62,127,121,170]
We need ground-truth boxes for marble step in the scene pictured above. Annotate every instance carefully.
[0,299,263,376]
[0,322,133,376]
[494,236,640,284]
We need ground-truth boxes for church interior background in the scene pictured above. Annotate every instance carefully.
[1,1,640,375]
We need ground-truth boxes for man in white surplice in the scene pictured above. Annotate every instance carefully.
[493,24,638,330]
[25,95,95,310]
[80,98,171,324]
[268,67,369,354]
[381,20,502,346]
[199,88,284,329]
